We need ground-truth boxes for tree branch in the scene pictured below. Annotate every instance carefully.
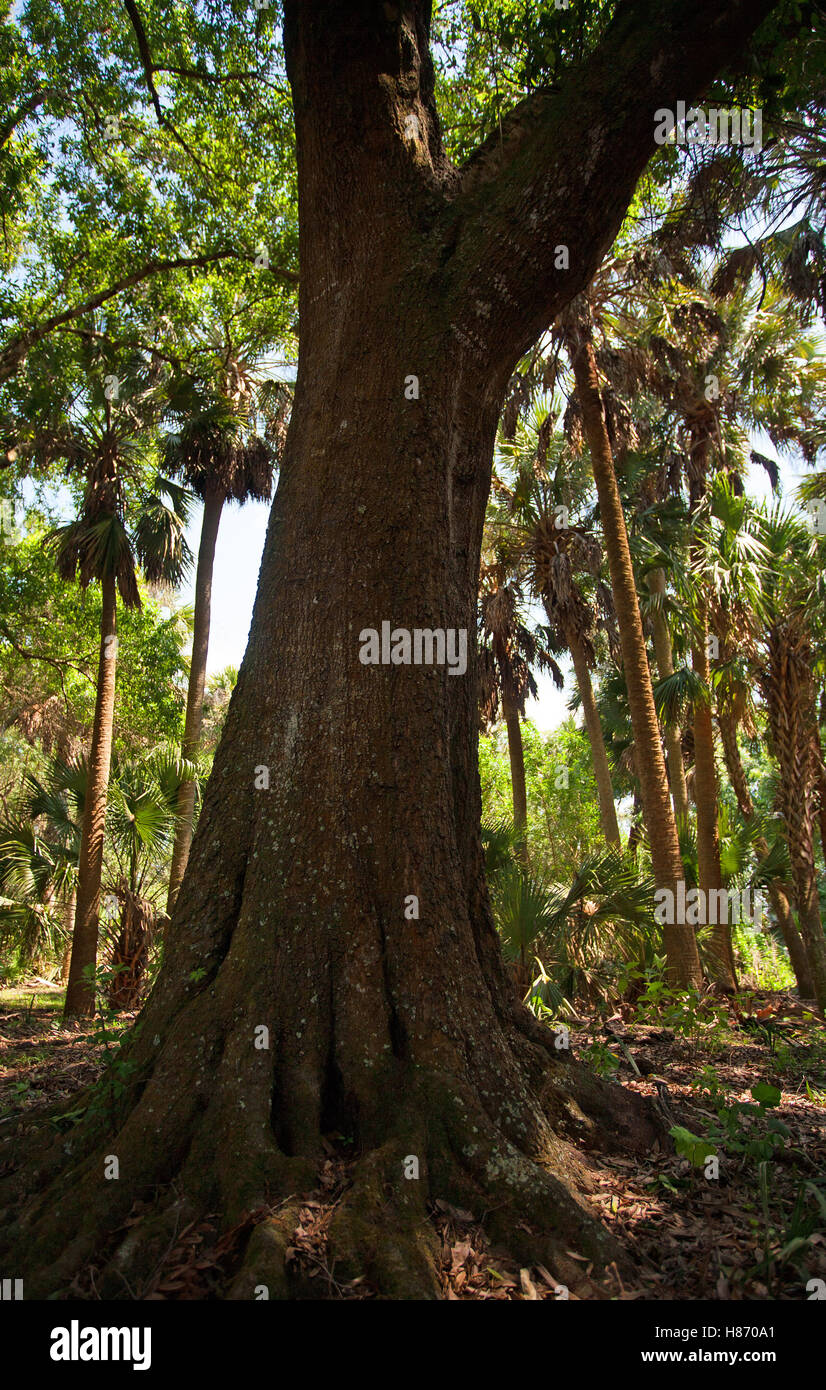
[0,621,95,689]
[0,252,298,382]
[121,0,214,176]
[0,89,60,150]
[442,0,782,379]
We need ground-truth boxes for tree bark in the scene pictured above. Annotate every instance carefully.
[814,746,826,871]
[2,0,780,1297]
[765,628,826,1011]
[60,889,77,985]
[692,621,737,992]
[566,624,620,847]
[501,689,529,862]
[647,569,690,825]
[166,485,225,916]
[566,320,701,986]
[63,574,118,1018]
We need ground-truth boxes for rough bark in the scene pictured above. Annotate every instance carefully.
[647,569,689,825]
[166,486,225,916]
[764,628,826,1011]
[1,0,779,1296]
[815,746,826,871]
[60,889,77,985]
[502,689,529,862]
[718,707,815,1000]
[567,625,621,847]
[566,320,702,986]
[686,425,736,991]
[692,622,737,992]
[63,574,118,1019]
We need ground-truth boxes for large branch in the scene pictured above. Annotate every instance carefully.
[0,252,298,382]
[0,89,61,150]
[443,0,782,378]
[121,0,213,175]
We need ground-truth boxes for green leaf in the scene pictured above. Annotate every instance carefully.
[669,1125,718,1167]
[751,1083,782,1108]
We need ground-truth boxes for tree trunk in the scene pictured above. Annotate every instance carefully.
[166,486,225,917]
[647,568,689,825]
[566,624,621,847]
[1,0,778,1298]
[566,320,701,986]
[765,628,826,1011]
[501,689,528,862]
[814,747,826,870]
[718,707,814,999]
[107,891,154,1011]
[63,574,118,1019]
[60,889,77,985]
[692,621,737,992]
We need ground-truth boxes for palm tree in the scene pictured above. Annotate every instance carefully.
[691,479,814,997]
[489,411,622,845]
[586,259,826,990]
[0,763,78,975]
[478,564,560,862]
[42,363,189,1016]
[490,419,622,847]
[756,509,826,1011]
[105,743,199,1008]
[162,347,288,915]
[644,566,690,825]
[527,503,621,848]
[559,299,703,988]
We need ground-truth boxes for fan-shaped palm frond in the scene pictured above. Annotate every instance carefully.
[132,492,192,589]
[481,814,521,880]
[653,665,703,724]
[51,514,140,608]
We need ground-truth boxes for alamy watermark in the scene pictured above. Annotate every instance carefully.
[359,622,467,676]
[654,103,762,152]
[654,883,766,927]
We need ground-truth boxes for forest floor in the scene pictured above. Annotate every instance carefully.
[1,979,824,1301]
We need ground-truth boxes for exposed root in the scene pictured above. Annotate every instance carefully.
[1,988,661,1299]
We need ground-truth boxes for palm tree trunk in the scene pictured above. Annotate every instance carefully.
[501,689,528,863]
[686,428,734,990]
[814,746,826,869]
[766,629,826,1012]
[566,625,620,847]
[692,618,737,991]
[718,707,814,998]
[61,888,77,985]
[627,788,643,858]
[64,573,118,1018]
[166,486,224,916]
[647,568,689,825]
[566,318,701,986]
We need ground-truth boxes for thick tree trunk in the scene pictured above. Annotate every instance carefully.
[1,0,779,1298]
[647,569,689,825]
[501,689,529,862]
[566,321,701,986]
[63,574,117,1018]
[692,622,737,992]
[166,486,225,917]
[566,625,620,847]
[718,707,814,999]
